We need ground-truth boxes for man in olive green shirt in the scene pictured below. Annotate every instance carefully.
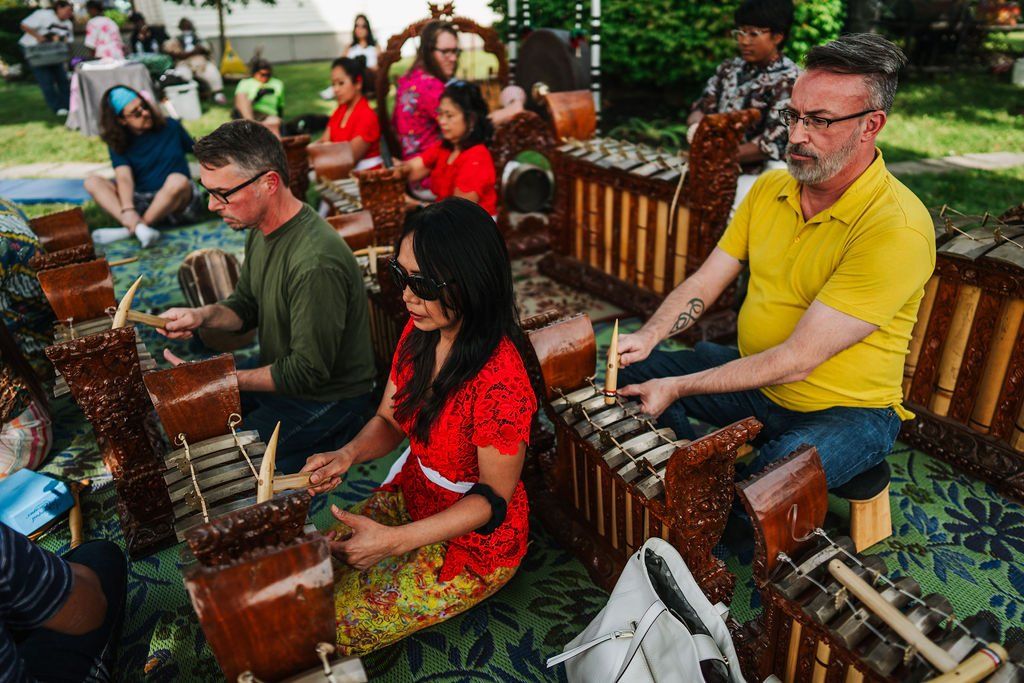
[159,120,375,473]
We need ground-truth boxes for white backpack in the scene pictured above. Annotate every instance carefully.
[547,538,746,683]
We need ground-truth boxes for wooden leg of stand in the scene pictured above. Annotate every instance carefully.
[849,485,892,552]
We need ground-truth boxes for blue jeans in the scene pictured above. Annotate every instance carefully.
[619,342,903,488]
[241,391,374,474]
[29,62,70,113]
[16,540,127,682]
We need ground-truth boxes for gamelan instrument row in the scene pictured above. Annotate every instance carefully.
[140,353,365,682]
[735,446,1023,683]
[901,206,1024,501]
[522,312,761,604]
[38,261,159,397]
[26,206,139,273]
[538,108,760,340]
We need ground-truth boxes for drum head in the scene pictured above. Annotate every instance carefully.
[516,28,590,108]
[503,162,553,213]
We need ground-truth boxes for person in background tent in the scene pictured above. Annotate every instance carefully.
[84,0,125,61]
[18,0,74,116]
[164,17,227,105]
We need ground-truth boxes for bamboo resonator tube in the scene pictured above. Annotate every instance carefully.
[603,319,619,405]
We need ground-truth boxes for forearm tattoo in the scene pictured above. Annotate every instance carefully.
[669,297,705,334]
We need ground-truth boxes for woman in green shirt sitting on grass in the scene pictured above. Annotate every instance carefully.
[233,58,285,137]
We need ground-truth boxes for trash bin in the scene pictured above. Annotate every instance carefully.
[163,81,201,120]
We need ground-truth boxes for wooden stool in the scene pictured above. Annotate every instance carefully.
[831,460,892,552]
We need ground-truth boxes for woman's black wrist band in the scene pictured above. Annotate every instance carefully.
[466,483,507,535]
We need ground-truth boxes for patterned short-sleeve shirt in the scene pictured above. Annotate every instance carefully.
[691,55,800,163]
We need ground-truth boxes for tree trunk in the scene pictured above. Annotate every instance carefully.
[217,0,226,63]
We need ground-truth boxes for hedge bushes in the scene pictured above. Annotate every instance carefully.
[487,0,845,88]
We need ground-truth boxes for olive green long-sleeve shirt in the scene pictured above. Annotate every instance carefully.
[220,204,375,401]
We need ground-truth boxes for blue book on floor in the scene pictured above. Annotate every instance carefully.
[0,469,73,536]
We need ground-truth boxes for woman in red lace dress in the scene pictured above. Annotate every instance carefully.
[302,197,536,656]
[398,80,498,217]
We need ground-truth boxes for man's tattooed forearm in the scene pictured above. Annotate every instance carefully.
[669,297,705,334]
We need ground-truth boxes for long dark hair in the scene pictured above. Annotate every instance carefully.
[440,80,493,150]
[416,20,458,83]
[99,86,166,155]
[392,198,529,442]
[352,13,376,47]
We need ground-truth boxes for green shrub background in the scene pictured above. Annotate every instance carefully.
[488,0,845,88]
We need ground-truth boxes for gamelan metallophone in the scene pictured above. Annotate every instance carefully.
[318,167,407,249]
[37,259,156,397]
[522,313,761,603]
[538,109,759,334]
[142,354,366,680]
[736,446,1023,683]
[901,207,1024,501]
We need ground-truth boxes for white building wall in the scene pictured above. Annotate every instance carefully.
[139,0,500,64]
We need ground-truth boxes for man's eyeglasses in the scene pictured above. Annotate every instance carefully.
[778,108,878,131]
[389,258,447,301]
[255,70,272,79]
[200,169,271,205]
[434,47,462,58]
[121,102,149,120]
[732,28,772,40]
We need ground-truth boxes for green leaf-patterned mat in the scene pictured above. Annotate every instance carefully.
[31,221,1024,681]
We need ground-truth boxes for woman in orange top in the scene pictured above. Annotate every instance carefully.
[319,56,382,171]
[398,81,497,217]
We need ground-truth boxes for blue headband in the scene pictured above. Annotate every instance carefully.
[108,87,138,115]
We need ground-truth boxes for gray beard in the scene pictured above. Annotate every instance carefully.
[786,128,860,185]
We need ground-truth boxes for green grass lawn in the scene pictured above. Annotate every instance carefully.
[879,72,1024,162]
[899,165,1024,216]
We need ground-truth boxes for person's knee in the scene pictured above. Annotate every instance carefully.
[163,173,190,194]
[83,173,111,195]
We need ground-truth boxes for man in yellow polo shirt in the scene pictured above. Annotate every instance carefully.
[617,33,935,488]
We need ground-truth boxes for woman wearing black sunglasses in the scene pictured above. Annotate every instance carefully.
[301,198,536,655]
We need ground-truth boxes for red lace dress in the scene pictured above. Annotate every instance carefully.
[382,321,535,581]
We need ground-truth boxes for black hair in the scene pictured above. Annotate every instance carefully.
[391,198,532,442]
[99,85,166,155]
[193,119,290,187]
[53,0,72,9]
[805,33,908,113]
[352,13,376,47]
[85,0,104,14]
[440,80,493,150]
[128,11,145,24]
[735,0,794,47]
[249,57,273,75]
[331,55,370,96]
[416,20,458,82]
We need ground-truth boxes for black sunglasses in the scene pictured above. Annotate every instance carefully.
[389,258,447,301]
[200,169,271,204]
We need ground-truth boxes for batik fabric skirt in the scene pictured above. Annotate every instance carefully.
[333,490,517,656]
